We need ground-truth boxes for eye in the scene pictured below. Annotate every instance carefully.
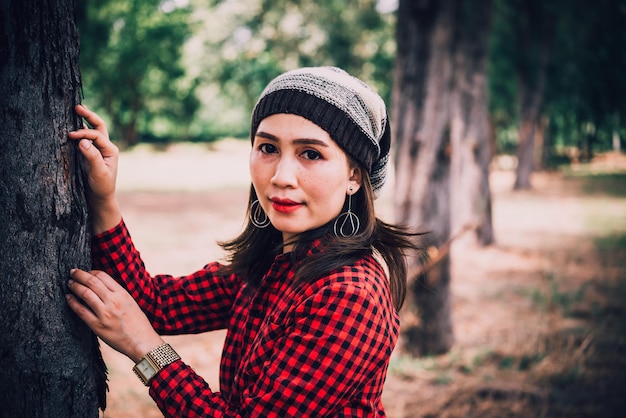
[301,149,322,160]
[259,143,277,154]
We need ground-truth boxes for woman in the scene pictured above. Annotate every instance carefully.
[66,66,419,417]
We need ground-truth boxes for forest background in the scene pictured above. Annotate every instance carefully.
[44,0,626,416]
[76,0,626,160]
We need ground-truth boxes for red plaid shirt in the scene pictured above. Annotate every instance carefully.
[92,220,399,417]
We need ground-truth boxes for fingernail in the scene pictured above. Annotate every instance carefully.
[79,140,92,150]
[68,279,75,286]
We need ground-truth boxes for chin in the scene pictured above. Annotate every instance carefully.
[272,220,312,236]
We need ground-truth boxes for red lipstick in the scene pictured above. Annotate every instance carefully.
[271,198,302,213]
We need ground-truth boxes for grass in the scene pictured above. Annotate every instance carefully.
[565,171,626,197]
[522,272,587,314]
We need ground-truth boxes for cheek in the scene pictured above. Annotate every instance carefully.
[306,172,349,210]
[249,157,269,185]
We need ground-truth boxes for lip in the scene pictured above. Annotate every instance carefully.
[270,197,302,213]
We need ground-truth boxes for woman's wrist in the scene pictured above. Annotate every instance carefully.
[131,336,167,364]
[89,196,122,235]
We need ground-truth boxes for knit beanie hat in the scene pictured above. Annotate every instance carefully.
[250,66,391,197]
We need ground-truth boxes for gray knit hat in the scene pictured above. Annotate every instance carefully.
[251,66,390,197]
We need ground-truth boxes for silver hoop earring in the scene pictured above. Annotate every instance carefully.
[250,199,270,228]
[333,190,360,237]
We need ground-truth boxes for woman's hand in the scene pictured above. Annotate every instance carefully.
[68,105,122,233]
[66,268,164,363]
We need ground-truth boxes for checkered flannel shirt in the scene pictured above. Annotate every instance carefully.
[92,220,400,417]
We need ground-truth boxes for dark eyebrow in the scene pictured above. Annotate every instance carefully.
[255,131,278,141]
[255,131,329,147]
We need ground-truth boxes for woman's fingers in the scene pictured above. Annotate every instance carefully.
[67,269,109,311]
[69,269,124,296]
[67,105,119,202]
[69,104,117,156]
[66,268,164,361]
[74,104,109,137]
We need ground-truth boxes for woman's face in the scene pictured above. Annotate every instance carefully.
[250,113,362,249]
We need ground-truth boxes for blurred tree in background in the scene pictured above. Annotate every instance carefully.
[186,0,396,139]
[545,0,626,162]
[76,0,199,147]
[393,0,494,356]
[489,0,626,187]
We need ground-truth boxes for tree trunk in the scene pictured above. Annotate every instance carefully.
[393,0,494,356]
[513,85,540,189]
[449,0,494,246]
[613,131,622,153]
[0,0,107,416]
[513,0,552,190]
[393,0,456,356]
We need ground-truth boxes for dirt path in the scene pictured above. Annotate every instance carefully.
[98,145,626,417]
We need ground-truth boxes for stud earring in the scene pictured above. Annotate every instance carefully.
[333,188,360,237]
[250,200,270,228]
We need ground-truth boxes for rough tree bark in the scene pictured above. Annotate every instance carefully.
[393,0,493,356]
[0,0,107,416]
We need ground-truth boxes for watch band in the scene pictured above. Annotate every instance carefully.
[146,343,181,369]
[133,343,181,386]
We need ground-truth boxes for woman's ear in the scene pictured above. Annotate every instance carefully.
[348,166,363,194]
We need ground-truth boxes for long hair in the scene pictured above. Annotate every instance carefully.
[218,169,422,311]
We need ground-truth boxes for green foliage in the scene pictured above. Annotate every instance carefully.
[546,0,626,149]
[489,0,626,158]
[488,0,517,130]
[203,0,396,132]
[77,0,199,146]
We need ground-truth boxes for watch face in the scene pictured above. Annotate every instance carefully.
[137,358,157,380]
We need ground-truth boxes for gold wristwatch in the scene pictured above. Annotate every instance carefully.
[132,343,181,386]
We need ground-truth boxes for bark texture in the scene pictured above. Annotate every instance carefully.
[393,0,493,355]
[0,0,107,416]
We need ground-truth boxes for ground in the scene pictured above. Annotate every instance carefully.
[97,142,626,417]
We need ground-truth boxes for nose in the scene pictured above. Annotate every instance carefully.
[271,155,298,188]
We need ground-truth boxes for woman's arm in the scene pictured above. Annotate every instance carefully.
[90,220,238,334]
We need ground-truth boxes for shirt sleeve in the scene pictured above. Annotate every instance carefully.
[150,278,397,417]
[91,219,241,334]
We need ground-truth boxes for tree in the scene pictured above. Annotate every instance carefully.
[0,0,107,415]
[393,0,493,356]
[450,0,494,245]
[510,0,554,189]
[76,0,198,146]
[199,0,395,136]
[544,0,626,161]
[488,0,626,183]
